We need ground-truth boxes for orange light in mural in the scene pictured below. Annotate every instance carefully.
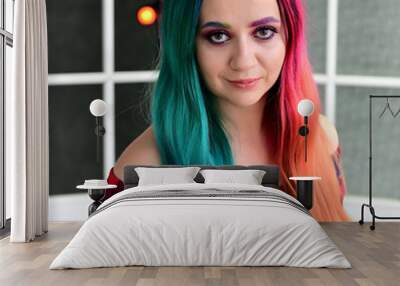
[137,6,158,26]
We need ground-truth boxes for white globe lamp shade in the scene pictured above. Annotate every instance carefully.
[297,99,314,117]
[90,99,107,117]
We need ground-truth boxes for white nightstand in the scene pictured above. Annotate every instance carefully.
[289,176,321,210]
[77,181,117,216]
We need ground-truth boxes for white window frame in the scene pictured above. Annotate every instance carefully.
[1,0,14,230]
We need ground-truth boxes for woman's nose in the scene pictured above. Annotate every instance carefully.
[229,38,257,72]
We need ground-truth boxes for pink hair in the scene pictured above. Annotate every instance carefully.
[264,0,350,221]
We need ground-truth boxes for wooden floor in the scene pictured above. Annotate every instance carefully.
[0,222,399,286]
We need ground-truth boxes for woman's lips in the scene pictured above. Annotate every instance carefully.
[227,77,261,89]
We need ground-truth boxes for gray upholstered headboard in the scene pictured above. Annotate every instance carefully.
[123,165,280,189]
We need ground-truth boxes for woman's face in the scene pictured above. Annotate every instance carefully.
[196,0,286,108]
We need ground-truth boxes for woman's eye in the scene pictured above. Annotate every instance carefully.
[255,27,276,40]
[208,31,230,44]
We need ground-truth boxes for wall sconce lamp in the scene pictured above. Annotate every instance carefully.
[290,99,320,210]
[89,99,107,163]
[297,99,315,163]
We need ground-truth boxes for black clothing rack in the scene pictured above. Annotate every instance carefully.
[359,95,400,230]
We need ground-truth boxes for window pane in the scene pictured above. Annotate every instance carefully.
[0,37,3,228]
[49,85,103,195]
[304,0,327,74]
[115,0,160,71]
[317,84,325,114]
[115,83,152,158]
[5,0,14,33]
[47,0,102,73]
[337,0,400,77]
[336,87,400,204]
[5,44,12,219]
[0,0,3,29]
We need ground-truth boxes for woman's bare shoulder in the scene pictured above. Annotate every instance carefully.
[113,126,161,180]
[319,114,339,154]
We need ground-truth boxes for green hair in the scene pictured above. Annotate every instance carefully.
[151,0,234,165]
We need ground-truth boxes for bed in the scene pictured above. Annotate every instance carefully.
[50,165,351,269]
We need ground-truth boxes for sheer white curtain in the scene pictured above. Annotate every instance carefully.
[6,0,49,242]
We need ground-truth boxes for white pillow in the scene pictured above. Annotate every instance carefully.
[200,169,266,185]
[135,167,201,186]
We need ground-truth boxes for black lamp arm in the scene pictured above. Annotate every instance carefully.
[298,116,309,162]
[94,117,106,163]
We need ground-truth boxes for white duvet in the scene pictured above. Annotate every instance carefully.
[50,183,351,269]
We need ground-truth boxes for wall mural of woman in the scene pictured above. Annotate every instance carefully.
[107,0,350,222]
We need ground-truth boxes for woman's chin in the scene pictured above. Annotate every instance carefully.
[225,94,266,108]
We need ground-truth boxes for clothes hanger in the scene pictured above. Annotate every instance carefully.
[378,97,400,118]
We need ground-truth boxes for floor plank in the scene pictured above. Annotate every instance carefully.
[0,222,399,286]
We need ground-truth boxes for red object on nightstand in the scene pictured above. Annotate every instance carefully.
[102,168,125,202]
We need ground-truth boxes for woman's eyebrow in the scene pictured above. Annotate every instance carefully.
[200,16,280,30]
[249,16,281,27]
[200,22,231,29]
